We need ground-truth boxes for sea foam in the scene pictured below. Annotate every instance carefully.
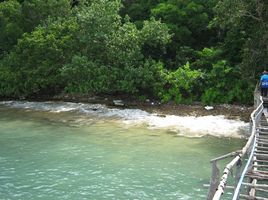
[0,101,249,138]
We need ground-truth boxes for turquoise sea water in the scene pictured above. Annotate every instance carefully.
[0,102,246,200]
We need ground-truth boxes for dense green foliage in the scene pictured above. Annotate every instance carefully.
[0,0,267,104]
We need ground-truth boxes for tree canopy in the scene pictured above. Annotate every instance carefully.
[0,0,267,105]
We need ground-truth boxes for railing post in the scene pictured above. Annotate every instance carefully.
[235,158,242,186]
[207,161,220,200]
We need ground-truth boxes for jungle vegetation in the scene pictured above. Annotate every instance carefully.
[0,0,267,104]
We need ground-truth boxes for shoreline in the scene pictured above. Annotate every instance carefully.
[2,94,253,122]
[51,94,254,122]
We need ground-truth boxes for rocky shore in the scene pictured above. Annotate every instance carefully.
[2,94,253,122]
[47,94,253,122]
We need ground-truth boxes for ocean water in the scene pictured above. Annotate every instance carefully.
[0,101,248,200]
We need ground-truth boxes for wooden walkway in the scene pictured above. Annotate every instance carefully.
[207,95,268,200]
[239,110,268,200]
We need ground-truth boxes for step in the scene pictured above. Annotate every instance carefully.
[239,193,268,200]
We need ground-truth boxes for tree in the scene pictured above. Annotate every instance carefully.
[213,0,268,79]
[121,0,159,27]
[0,0,73,56]
[151,0,216,67]
[0,0,23,55]
[63,0,171,96]
[21,0,72,32]
[1,0,171,99]
[161,62,202,103]
[0,17,79,97]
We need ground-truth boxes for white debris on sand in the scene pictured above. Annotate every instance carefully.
[204,106,214,111]
[113,100,125,106]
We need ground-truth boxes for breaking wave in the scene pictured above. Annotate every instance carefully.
[0,101,249,138]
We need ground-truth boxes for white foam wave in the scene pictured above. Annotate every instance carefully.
[129,115,248,138]
[0,101,249,138]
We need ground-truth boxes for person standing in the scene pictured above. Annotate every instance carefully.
[260,71,268,97]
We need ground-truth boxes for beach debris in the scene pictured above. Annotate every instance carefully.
[113,100,125,106]
[156,114,166,118]
[205,106,214,111]
[222,104,231,109]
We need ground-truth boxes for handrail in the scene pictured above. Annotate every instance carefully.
[211,96,264,200]
[232,96,263,199]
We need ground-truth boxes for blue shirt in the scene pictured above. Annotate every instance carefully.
[261,74,268,88]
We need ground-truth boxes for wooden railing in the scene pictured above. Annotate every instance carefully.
[207,93,264,200]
